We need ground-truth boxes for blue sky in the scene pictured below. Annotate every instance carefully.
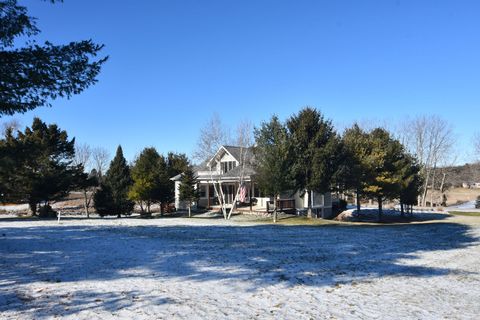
[5,0,480,163]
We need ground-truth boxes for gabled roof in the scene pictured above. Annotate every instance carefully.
[221,145,254,164]
[171,146,256,181]
[205,145,253,168]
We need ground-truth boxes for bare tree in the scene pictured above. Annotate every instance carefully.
[74,143,92,170]
[73,143,97,217]
[92,147,111,178]
[192,113,231,163]
[227,120,254,219]
[474,132,480,162]
[402,115,454,207]
[1,119,21,137]
[193,113,233,218]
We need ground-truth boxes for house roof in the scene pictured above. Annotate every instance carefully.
[173,145,256,182]
[222,145,254,164]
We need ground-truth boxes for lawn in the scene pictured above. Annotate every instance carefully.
[449,211,480,217]
[1,216,479,319]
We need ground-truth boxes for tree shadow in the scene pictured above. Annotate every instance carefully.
[0,221,478,317]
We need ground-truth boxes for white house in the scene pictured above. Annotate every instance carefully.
[171,146,333,218]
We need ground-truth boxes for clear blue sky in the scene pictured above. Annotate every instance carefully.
[5,0,480,163]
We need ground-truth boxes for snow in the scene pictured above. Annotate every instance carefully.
[336,208,451,222]
[1,215,479,319]
[0,204,30,213]
[448,201,480,212]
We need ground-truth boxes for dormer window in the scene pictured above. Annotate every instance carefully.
[221,161,237,174]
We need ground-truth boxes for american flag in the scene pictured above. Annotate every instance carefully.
[239,184,247,203]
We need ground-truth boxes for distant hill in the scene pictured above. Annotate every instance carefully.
[443,162,480,188]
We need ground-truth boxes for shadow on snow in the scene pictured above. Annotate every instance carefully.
[0,221,478,316]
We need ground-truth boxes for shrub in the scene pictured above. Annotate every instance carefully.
[38,205,58,218]
[332,199,348,217]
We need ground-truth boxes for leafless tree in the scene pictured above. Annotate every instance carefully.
[92,147,111,178]
[474,132,480,162]
[227,120,254,219]
[192,113,231,163]
[74,143,92,170]
[73,143,97,217]
[1,119,21,137]
[402,115,454,207]
[193,113,233,218]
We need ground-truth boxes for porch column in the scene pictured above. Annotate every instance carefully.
[249,180,253,212]
[207,181,210,209]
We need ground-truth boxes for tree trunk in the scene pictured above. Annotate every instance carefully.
[356,188,361,213]
[378,197,383,222]
[83,190,90,218]
[400,203,404,217]
[218,182,228,219]
[29,200,37,216]
[209,167,226,219]
[160,203,164,217]
[439,172,447,207]
[430,166,436,207]
[188,204,192,218]
[421,168,431,207]
[273,194,278,223]
[307,190,313,219]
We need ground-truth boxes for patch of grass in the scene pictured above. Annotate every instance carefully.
[449,211,480,217]
[273,216,337,226]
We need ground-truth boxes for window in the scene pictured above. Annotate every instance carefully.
[199,185,207,198]
[221,161,237,173]
[253,183,262,198]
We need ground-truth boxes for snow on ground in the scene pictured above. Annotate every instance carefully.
[448,201,480,212]
[336,208,451,222]
[1,215,479,319]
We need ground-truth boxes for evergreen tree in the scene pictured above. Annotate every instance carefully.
[363,128,405,220]
[129,147,171,216]
[0,0,107,116]
[398,154,422,216]
[166,152,190,178]
[254,115,292,223]
[95,146,134,218]
[341,124,372,213]
[179,167,198,218]
[0,118,81,215]
[93,183,115,218]
[286,107,342,218]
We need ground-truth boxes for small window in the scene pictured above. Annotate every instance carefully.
[221,161,237,173]
[199,185,207,198]
[254,184,261,198]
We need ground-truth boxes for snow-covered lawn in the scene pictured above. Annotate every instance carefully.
[1,216,479,319]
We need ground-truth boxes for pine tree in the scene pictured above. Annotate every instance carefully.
[0,118,81,216]
[95,146,134,218]
[254,115,292,223]
[129,147,171,216]
[341,124,372,213]
[0,0,107,116]
[93,183,115,218]
[363,128,405,220]
[166,152,190,178]
[179,167,198,218]
[286,107,342,218]
[398,154,422,216]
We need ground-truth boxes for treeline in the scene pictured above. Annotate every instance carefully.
[254,107,422,220]
[0,118,190,218]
